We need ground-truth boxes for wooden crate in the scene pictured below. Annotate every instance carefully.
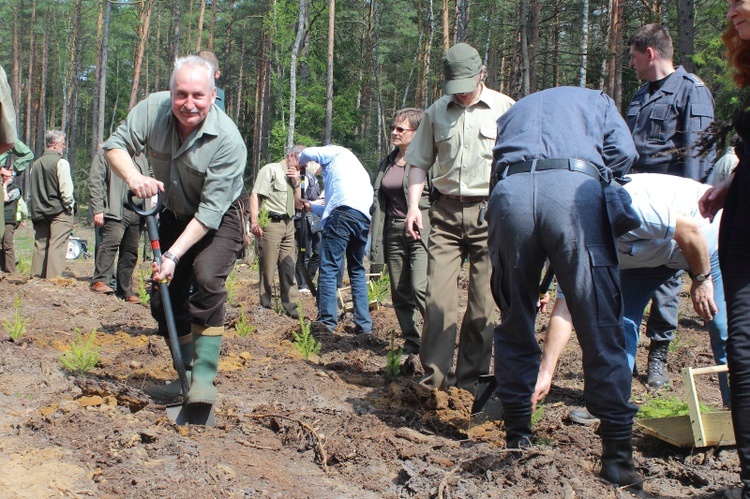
[636,365,734,448]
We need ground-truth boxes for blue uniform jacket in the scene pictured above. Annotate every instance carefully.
[492,86,638,178]
[626,66,715,181]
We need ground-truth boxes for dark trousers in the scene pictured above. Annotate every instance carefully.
[92,208,143,297]
[294,216,321,289]
[150,198,245,339]
[643,274,682,342]
[487,170,637,427]
[720,161,750,497]
[1,222,18,272]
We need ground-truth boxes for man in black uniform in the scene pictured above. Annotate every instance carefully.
[488,86,642,490]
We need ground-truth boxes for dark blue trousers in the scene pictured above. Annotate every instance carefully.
[487,170,637,427]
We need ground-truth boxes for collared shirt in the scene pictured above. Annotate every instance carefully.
[251,161,295,217]
[0,65,16,146]
[298,145,373,221]
[617,173,720,270]
[0,139,33,172]
[103,91,246,230]
[626,66,715,181]
[404,84,515,197]
[492,86,638,178]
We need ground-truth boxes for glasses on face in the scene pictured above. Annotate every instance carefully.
[390,125,414,134]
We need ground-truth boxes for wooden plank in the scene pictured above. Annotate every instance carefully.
[636,416,694,447]
[683,367,707,446]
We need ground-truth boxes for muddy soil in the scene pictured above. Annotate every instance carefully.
[0,223,744,498]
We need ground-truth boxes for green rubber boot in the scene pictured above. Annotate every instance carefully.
[186,326,223,406]
[146,336,193,400]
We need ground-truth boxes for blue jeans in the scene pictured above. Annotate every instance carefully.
[621,250,729,405]
[317,206,371,332]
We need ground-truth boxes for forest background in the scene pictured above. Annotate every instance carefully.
[0,0,736,210]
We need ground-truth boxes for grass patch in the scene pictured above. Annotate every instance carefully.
[135,266,150,304]
[637,395,714,419]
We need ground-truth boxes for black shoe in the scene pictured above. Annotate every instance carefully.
[600,438,643,491]
[647,340,670,388]
[503,402,533,449]
[569,408,600,425]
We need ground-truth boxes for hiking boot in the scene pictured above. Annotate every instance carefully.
[647,340,670,388]
[600,438,643,491]
[568,408,600,425]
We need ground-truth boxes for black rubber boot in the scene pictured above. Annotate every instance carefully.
[647,340,670,388]
[502,402,533,449]
[600,439,643,491]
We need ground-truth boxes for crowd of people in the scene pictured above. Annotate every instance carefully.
[3,8,750,495]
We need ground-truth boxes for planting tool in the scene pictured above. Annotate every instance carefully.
[128,193,215,427]
[471,266,555,416]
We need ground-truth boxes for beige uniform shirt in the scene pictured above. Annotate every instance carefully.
[404,85,515,197]
[0,65,17,146]
[252,161,295,217]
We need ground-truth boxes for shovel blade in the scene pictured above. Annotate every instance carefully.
[166,402,216,427]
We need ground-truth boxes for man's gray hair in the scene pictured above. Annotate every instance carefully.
[169,55,216,91]
[286,144,306,158]
[45,129,65,148]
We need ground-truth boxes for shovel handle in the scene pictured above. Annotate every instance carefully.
[127,190,162,217]
[131,191,190,399]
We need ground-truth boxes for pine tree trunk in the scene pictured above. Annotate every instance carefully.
[196,0,207,52]
[325,0,335,144]
[24,0,36,145]
[676,0,695,73]
[130,0,156,111]
[579,0,589,87]
[288,0,307,148]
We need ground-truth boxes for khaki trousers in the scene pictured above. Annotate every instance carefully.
[419,197,496,394]
[31,212,73,279]
[259,218,299,318]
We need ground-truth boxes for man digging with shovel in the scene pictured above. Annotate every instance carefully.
[103,55,248,422]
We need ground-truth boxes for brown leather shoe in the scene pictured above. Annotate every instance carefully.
[90,281,115,294]
[124,295,140,303]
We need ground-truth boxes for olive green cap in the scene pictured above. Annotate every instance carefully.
[442,43,482,95]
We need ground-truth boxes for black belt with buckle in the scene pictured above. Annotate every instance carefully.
[268,212,289,222]
[503,158,605,183]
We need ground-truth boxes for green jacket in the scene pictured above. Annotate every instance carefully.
[0,139,34,172]
[89,150,150,221]
[369,149,432,271]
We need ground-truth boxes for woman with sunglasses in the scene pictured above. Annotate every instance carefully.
[700,3,750,497]
[370,108,431,372]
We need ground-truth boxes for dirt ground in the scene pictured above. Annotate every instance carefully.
[0,222,745,498]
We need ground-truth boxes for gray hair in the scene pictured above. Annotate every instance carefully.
[286,144,306,158]
[169,55,216,92]
[45,129,65,148]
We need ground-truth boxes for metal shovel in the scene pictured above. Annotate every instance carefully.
[129,193,215,427]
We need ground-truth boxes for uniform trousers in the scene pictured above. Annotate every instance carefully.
[150,200,245,340]
[385,217,428,355]
[719,159,750,497]
[91,207,143,297]
[31,212,73,279]
[487,171,637,427]
[259,217,299,318]
[419,196,495,395]
[1,222,18,272]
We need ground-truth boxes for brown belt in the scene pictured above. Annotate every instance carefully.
[442,194,487,203]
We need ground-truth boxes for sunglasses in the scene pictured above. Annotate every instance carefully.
[390,125,414,134]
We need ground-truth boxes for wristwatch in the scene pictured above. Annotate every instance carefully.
[692,270,711,282]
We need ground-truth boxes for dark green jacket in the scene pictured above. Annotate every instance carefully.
[3,178,21,224]
[29,150,72,222]
[369,149,432,271]
[89,150,150,220]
